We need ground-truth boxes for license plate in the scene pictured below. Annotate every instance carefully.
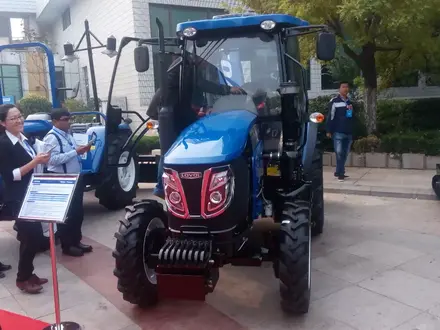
[267,165,280,176]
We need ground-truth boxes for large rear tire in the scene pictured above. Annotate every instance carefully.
[95,133,139,210]
[432,175,440,199]
[112,200,168,307]
[310,150,324,237]
[278,199,311,315]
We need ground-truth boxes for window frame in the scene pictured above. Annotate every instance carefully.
[0,64,23,101]
[62,8,71,31]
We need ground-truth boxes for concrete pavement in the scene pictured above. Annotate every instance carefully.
[1,183,440,329]
[324,166,437,200]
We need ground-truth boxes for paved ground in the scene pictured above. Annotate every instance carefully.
[1,170,440,329]
[324,166,436,200]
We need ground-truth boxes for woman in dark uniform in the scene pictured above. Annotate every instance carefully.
[0,104,50,294]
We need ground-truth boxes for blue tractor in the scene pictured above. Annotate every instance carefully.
[0,42,143,211]
[111,13,336,314]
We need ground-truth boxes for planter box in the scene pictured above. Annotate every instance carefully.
[323,152,332,166]
[402,153,425,169]
[366,153,387,168]
[387,154,402,169]
[351,153,366,167]
[426,156,440,170]
[330,152,352,167]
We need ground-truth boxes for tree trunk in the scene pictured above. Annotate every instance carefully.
[360,43,378,135]
[363,86,377,134]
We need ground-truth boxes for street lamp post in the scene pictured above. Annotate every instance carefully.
[62,19,117,116]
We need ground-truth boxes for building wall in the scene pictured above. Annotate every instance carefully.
[0,0,35,14]
[45,0,137,118]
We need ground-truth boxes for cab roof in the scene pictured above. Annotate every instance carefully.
[176,13,309,36]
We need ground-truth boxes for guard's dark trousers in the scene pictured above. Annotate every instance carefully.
[57,176,84,249]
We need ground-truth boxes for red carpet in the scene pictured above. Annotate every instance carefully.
[0,309,49,330]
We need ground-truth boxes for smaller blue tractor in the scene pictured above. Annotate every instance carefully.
[0,42,152,211]
[111,13,336,314]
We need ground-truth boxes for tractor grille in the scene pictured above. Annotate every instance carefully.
[180,176,202,216]
[168,165,208,217]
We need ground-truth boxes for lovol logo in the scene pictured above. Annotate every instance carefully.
[179,172,202,180]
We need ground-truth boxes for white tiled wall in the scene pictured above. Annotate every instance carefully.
[0,0,35,13]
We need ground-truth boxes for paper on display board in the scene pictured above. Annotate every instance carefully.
[18,174,79,223]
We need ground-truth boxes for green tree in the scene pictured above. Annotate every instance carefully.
[235,0,440,134]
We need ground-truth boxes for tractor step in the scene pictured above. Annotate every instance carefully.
[158,237,212,267]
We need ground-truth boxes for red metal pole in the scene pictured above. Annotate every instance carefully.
[49,222,61,327]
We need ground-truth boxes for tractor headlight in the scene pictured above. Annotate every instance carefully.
[183,27,197,37]
[201,166,234,219]
[309,112,325,124]
[260,20,276,31]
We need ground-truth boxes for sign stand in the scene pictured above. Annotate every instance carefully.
[17,174,82,330]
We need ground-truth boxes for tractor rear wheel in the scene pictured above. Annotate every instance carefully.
[310,150,324,236]
[95,133,139,210]
[278,199,311,315]
[112,200,168,307]
[432,175,440,199]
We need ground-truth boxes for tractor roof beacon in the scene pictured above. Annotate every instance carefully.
[111,13,336,314]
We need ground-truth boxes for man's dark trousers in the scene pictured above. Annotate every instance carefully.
[333,132,353,176]
[58,175,84,248]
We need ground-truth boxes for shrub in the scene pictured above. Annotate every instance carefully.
[352,135,381,153]
[380,130,440,156]
[18,94,52,117]
[64,99,95,123]
[136,136,160,155]
[376,98,440,134]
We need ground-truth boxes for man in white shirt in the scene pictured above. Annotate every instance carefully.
[43,108,92,257]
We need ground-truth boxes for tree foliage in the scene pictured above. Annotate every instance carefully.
[234,0,440,133]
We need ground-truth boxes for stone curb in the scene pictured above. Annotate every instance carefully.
[324,184,437,201]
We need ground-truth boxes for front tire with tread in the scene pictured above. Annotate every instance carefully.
[112,200,167,307]
[278,199,311,315]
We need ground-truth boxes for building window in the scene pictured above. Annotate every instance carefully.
[55,67,66,103]
[10,18,25,42]
[62,8,71,31]
[149,4,226,90]
[0,65,23,102]
[0,18,25,44]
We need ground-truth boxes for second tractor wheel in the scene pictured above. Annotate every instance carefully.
[278,199,311,315]
[95,133,139,210]
[112,200,168,307]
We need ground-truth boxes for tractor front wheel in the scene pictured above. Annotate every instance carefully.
[278,199,311,315]
[112,200,168,307]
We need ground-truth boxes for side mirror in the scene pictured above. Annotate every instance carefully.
[134,45,150,72]
[316,32,336,61]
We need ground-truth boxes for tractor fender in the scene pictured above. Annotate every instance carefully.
[301,121,319,175]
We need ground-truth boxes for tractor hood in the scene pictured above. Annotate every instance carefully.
[164,110,257,165]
